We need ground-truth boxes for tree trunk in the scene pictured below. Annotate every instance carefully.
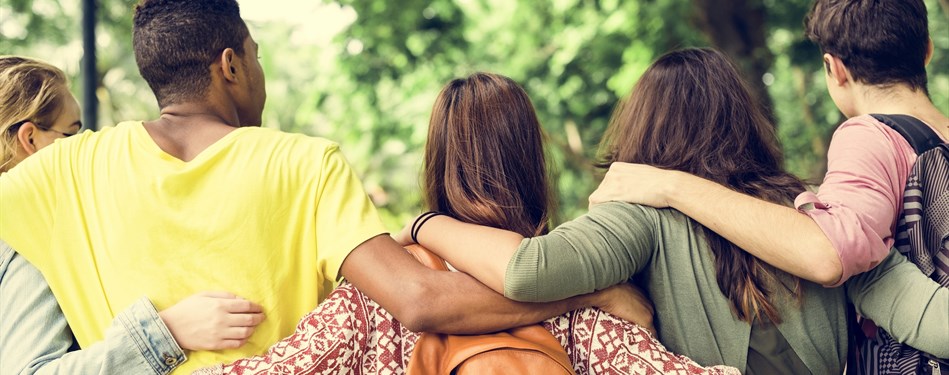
[940,0,949,21]
[690,0,776,124]
[793,67,829,179]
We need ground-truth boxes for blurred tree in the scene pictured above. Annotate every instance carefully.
[691,0,775,120]
[1,0,157,128]
[3,0,946,229]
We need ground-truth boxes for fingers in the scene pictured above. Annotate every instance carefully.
[641,323,658,338]
[222,326,257,340]
[226,312,266,327]
[393,220,416,245]
[198,291,238,299]
[194,291,265,313]
[223,298,264,313]
[588,190,604,207]
[589,178,612,206]
[608,162,644,171]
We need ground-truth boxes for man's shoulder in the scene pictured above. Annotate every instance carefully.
[237,127,340,153]
[831,114,907,146]
[231,128,347,175]
[57,121,136,151]
[836,114,927,137]
[838,114,887,131]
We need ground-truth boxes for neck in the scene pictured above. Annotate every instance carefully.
[851,84,949,139]
[143,101,243,162]
[157,101,241,128]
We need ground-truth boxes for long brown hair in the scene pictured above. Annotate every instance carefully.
[599,48,806,323]
[424,72,552,237]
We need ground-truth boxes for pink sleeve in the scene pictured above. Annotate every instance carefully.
[793,115,917,286]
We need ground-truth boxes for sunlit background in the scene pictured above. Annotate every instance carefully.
[2,0,948,228]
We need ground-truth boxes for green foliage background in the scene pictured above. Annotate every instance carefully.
[2,0,947,229]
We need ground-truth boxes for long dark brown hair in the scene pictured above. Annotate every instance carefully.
[598,48,806,323]
[424,72,552,237]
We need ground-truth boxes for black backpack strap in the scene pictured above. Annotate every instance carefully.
[871,114,944,155]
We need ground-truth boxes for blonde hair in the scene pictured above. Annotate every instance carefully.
[0,56,69,172]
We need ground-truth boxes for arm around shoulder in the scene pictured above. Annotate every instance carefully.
[590,164,843,285]
[339,234,602,334]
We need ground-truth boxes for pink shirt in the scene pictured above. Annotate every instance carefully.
[794,114,947,286]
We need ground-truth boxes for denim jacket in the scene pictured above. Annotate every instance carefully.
[0,241,186,374]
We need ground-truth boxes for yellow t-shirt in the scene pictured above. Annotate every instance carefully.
[0,121,387,373]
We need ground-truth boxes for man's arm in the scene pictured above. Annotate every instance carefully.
[589,122,915,286]
[589,164,840,285]
[317,145,651,333]
[339,234,641,334]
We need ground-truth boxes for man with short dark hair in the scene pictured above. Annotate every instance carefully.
[790,0,947,286]
[0,0,637,372]
[806,0,932,95]
[803,1,949,372]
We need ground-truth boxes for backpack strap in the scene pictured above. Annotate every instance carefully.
[870,114,943,155]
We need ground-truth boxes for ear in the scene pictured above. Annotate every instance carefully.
[16,121,38,155]
[219,47,239,83]
[823,53,849,87]
[925,38,934,67]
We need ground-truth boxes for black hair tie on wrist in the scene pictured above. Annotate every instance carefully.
[410,211,437,241]
[411,211,444,244]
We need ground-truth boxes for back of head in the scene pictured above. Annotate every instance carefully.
[600,48,792,189]
[133,0,249,107]
[600,48,807,323]
[424,73,552,237]
[0,56,68,172]
[805,0,930,93]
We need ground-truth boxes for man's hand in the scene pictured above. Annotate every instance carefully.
[589,163,678,209]
[158,291,265,351]
[590,282,656,336]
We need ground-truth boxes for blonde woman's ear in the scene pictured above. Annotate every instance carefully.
[16,121,38,155]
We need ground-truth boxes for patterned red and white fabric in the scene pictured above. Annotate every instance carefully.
[193,282,740,375]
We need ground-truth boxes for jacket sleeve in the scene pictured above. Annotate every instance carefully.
[0,242,187,375]
[505,202,657,302]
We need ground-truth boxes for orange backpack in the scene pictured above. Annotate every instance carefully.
[403,244,575,375]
